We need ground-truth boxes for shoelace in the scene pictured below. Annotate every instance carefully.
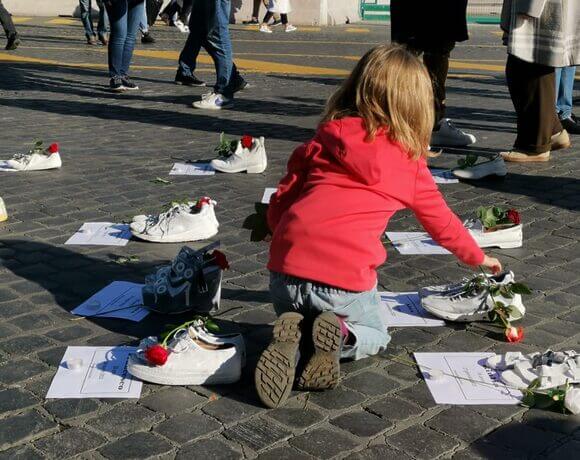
[143,203,191,235]
[10,152,33,165]
[445,119,464,134]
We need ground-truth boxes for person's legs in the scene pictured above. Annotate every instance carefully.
[280,13,288,25]
[139,0,149,34]
[104,0,128,79]
[262,11,274,24]
[0,0,17,38]
[423,41,454,127]
[556,66,576,120]
[120,0,144,77]
[79,0,96,39]
[180,0,193,23]
[206,0,234,97]
[177,2,206,78]
[96,0,109,42]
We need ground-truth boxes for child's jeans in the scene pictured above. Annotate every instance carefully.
[269,272,390,360]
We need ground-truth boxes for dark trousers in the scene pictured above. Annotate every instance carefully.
[0,0,17,38]
[506,54,562,154]
[263,12,287,24]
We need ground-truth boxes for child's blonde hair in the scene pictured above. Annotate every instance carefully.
[321,44,435,160]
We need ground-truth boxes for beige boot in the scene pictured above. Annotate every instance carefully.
[551,130,571,151]
[500,150,550,163]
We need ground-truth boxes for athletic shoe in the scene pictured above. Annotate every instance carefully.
[211,136,267,173]
[121,77,139,91]
[500,150,550,163]
[109,77,125,92]
[173,19,189,33]
[141,32,156,44]
[2,143,62,171]
[175,72,206,87]
[229,77,249,94]
[259,25,273,33]
[0,197,7,222]
[561,116,580,135]
[192,92,233,110]
[192,324,246,367]
[130,198,219,243]
[243,18,260,25]
[255,312,304,408]
[98,34,109,46]
[297,311,342,390]
[5,33,20,50]
[128,327,242,385]
[142,243,223,315]
[285,25,297,32]
[452,155,507,180]
[551,129,571,150]
[86,35,98,46]
[431,118,476,147]
[271,19,283,27]
[418,271,514,299]
[464,218,523,249]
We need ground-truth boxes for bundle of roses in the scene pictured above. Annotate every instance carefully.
[476,206,521,231]
[214,133,254,157]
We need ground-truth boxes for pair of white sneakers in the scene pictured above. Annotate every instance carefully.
[131,198,219,243]
[1,143,62,171]
[128,324,245,385]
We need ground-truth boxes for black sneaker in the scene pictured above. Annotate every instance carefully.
[243,18,259,24]
[229,77,249,94]
[141,32,156,44]
[5,33,20,51]
[109,77,125,92]
[174,72,206,87]
[271,19,283,27]
[121,77,139,91]
[561,114,580,135]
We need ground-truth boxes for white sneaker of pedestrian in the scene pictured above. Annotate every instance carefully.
[453,155,507,180]
[130,198,219,243]
[259,24,273,33]
[431,118,476,147]
[128,328,243,385]
[464,218,523,249]
[174,19,189,33]
[192,92,233,110]
[211,136,267,173]
[2,143,62,171]
[285,25,297,32]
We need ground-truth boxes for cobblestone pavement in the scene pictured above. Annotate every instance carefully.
[1,19,579,460]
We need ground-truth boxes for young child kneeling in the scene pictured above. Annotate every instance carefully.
[255,44,502,408]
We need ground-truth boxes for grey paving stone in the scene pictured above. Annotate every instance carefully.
[0,388,38,413]
[44,399,101,421]
[452,441,527,460]
[256,445,312,460]
[387,425,459,460]
[141,387,206,415]
[347,445,413,460]
[202,396,263,425]
[342,371,400,396]
[0,410,58,450]
[308,387,367,411]
[543,440,580,460]
[266,407,325,429]
[331,411,392,437]
[1,335,54,355]
[154,412,222,444]
[88,404,161,437]
[224,417,291,451]
[521,408,580,435]
[289,428,358,459]
[99,432,173,459]
[481,422,564,455]
[45,325,93,342]
[34,427,107,458]
[395,384,438,410]
[0,445,44,460]
[365,396,423,421]
[426,407,499,442]
[175,437,242,460]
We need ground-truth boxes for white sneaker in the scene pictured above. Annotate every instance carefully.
[419,271,514,299]
[193,325,247,367]
[128,327,243,385]
[259,25,273,33]
[285,25,297,32]
[431,119,476,147]
[173,19,189,33]
[211,136,267,174]
[465,219,522,249]
[130,198,219,243]
[0,197,7,222]
[2,143,62,171]
[453,155,507,180]
[193,92,233,110]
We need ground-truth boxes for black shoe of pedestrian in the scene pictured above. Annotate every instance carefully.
[174,72,206,87]
[121,77,139,91]
[271,19,283,27]
[230,78,249,94]
[86,35,98,46]
[5,33,20,51]
[141,32,156,44]
[109,77,125,92]
[561,115,580,135]
[243,18,259,24]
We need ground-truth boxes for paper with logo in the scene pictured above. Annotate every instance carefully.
[65,223,132,246]
[261,187,277,204]
[430,168,459,184]
[72,281,149,322]
[46,346,142,399]
[169,162,215,176]
[380,292,445,327]
[385,232,451,255]
[414,352,523,405]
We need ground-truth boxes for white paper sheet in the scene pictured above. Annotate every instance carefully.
[72,281,149,322]
[169,162,215,176]
[46,346,142,399]
[385,232,450,255]
[65,223,132,246]
[431,168,459,184]
[414,352,522,405]
[261,187,277,204]
[380,292,445,327]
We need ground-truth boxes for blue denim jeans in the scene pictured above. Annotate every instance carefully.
[269,272,391,361]
[79,0,109,38]
[555,66,576,120]
[139,0,148,33]
[104,0,144,78]
[178,0,241,97]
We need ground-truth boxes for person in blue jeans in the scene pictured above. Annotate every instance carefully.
[103,0,144,92]
[555,66,579,134]
[175,0,247,110]
[79,0,109,45]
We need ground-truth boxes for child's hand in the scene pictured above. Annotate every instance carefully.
[482,255,502,274]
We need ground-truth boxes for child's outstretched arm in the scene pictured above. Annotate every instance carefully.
[267,142,317,232]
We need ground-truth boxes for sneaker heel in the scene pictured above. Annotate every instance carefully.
[247,163,266,174]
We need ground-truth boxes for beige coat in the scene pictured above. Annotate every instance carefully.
[501,0,579,67]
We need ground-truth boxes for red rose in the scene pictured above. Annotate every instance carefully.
[507,209,521,225]
[211,250,230,270]
[47,143,59,154]
[195,197,212,209]
[144,344,169,365]
[505,326,524,343]
[240,135,253,149]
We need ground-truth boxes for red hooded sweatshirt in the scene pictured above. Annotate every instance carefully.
[267,117,485,292]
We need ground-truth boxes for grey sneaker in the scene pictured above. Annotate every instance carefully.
[419,271,515,299]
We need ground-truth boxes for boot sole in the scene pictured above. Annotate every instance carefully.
[297,312,341,391]
[255,312,303,408]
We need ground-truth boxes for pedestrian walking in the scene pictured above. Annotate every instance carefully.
[501,0,579,162]
[160,0,191,32]
[140,0,156,44]
[79,0,109,45]
[103,0,145,92]
[175,0,248,110]
[0,0,20,50]
[260,0,296,33]
[244,0,281,26]
[390,0,476,147]
[555,66,579,134]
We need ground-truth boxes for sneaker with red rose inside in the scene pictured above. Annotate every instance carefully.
[1,142,62,171]
[131,198,219,243]
[211,136,267,173]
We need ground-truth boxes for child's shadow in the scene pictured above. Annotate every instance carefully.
[243,203,271,242]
